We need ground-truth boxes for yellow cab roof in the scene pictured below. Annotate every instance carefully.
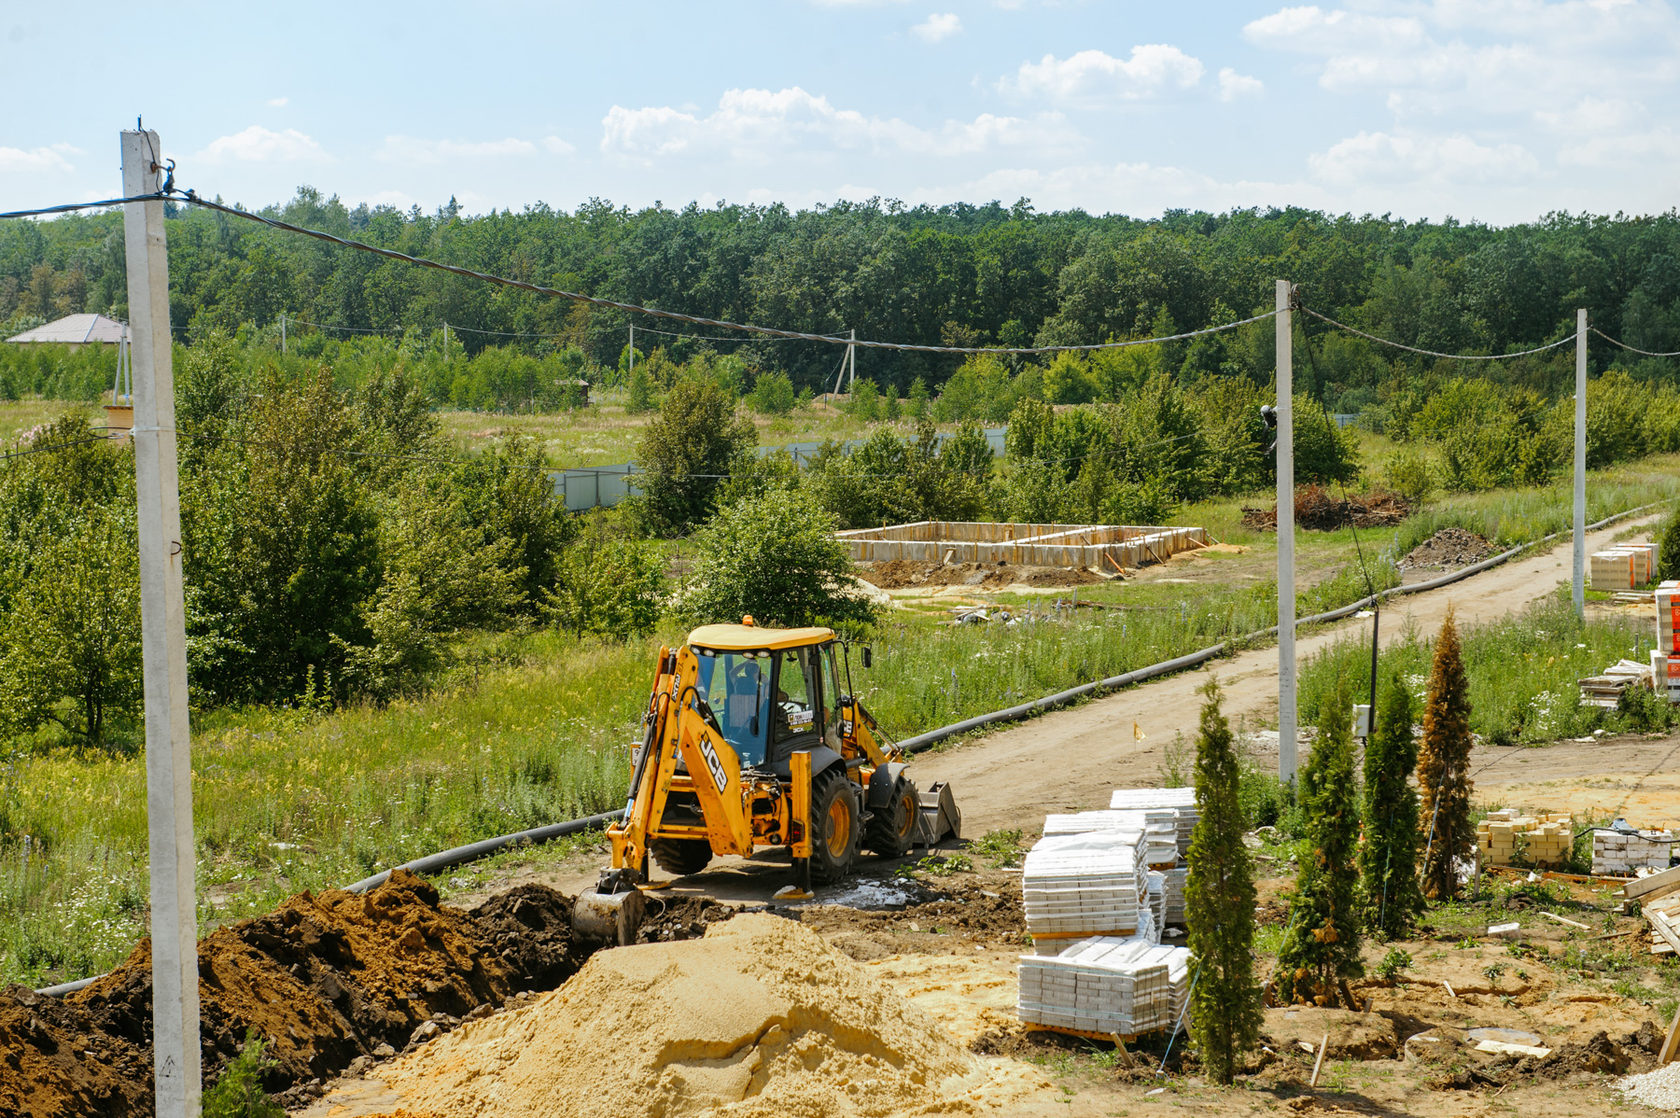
[687,623,836,652]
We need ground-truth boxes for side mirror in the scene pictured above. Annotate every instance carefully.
[861,647,873,669]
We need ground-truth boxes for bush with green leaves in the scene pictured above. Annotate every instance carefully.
[678,487,874,628]
[634,378,757,535]
[747,370,796,415]
[201,1032,285,1118]
[804,419,990,529]
[544,535,665,639]
[1658,512,1680,583]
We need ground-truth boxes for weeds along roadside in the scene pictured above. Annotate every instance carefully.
[3,462,1680,988]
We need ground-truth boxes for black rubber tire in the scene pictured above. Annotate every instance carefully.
[649,838,713,877]
[864,775,921,858]
[809,766,863,885]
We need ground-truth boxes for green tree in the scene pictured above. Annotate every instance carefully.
[1361,673,1424,939]
[544,534,665,639]
[0,507,141,744]
[747,370,796,415]
[679,487,874,628]
[635,378,757,535]
[625,361,656,414]
[1186,679,1262,1085]
[1419,610,1474,901]
[1274,675,1364,1006]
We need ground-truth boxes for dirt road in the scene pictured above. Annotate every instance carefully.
[913,515,1663,835]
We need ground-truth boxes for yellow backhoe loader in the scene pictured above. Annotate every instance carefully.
[574,618,960,943]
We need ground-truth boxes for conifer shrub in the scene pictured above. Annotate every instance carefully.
[1273,675,1363,1005]
[1361,672,1424,938]
[1186,679,1262,1085]
[1419,610,1474,901]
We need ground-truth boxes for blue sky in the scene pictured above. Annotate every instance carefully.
[3,1,1677,224]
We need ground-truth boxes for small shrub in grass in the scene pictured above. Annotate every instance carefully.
[1361,672,1424,940]
[1617,682,1679,733]
[901,852,972,877]
[202,1031,284,1118]
[1659,512,1680,583]
[970,828,1026,868]
[1376,947,1412,982]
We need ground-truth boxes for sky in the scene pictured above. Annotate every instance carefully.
[2,0,1677,225]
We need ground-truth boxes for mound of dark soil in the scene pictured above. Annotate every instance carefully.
[1398,527,1500,570]
[0,870,728,1117]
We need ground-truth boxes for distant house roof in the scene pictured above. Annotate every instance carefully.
[6,313,127,345]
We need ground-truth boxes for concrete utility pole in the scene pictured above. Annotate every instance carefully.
[628,324,635,380]
[1276,279,1297,784]
[279,311,286,355]
[1574,307,1588,619]
[848,328,856,389]
[443,321,451,363]
[121,127,200,1118]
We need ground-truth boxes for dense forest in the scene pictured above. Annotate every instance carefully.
[3,192,1679,410]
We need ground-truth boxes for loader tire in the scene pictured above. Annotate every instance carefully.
[809,766,862,885]
[864,775,921,858]
[650,838,713,877]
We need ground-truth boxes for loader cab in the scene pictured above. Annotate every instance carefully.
[687,623,843,774]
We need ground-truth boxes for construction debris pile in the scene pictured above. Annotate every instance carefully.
[1590,543,1657,590]
[1397,526,1500,571]
[1016,787,1196,1038]
[1623,866,1680,959]
[1579,660,1654,708]
[1241,485,1409,532]
[1477,811,1575,867]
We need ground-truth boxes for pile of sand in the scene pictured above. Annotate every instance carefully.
[376,912,1044,1118]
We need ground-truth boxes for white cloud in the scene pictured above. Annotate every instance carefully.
[196,126,325,164]
[543,135,576,156]
[266,96,288,108]
[1218,68,1264,102]
[1243,6,1426,54]
[0,143,78,174]
[602,86,1077,162]
[911,12,961,42]
[377,136,540,164]
[1004,46,1205,105]
[1309,130,1538,187]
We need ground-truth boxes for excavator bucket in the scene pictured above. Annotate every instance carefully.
[573,871,647,946]
[917,781,962,845]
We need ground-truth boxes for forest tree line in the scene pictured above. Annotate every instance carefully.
[3,191,1679,411]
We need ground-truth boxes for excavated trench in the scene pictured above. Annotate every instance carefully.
[0,871,734,1117]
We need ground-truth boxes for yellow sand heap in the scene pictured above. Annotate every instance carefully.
[1477,810,1574,867]
[376,912,1038,1118]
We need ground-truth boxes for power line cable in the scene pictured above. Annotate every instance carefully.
[1590,326,1680,359]
[1301,306,1577,361]
[0,192,169,221]
[167,188,1279,356]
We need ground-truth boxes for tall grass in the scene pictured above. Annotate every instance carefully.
[1297,596,1664,744]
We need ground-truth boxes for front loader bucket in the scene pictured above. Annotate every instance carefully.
[573,887,646,946]
[916,781,962,845]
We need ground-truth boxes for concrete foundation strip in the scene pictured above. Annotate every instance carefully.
[36,500,1670,998]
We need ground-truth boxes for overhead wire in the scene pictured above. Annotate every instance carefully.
[0,192,171,221]
[1301,306,1577,361]
[1590,326,1680,359]
[161,187,1279,355]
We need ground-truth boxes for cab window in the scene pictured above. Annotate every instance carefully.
[773,648,819,742]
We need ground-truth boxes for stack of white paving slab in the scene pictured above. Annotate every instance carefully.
[1022,829,1146,939]
[1109,787,1198,857]
[1017,937,1192,1037]
[1161,866,1188,928]
[1146,870,1166,936]
[1043,810,1177,867]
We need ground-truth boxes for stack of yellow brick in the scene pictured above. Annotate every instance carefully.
[1476,810,1574,867]
[1590,546,1654,589]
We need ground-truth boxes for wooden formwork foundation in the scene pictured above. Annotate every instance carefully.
[837,521,1209,571]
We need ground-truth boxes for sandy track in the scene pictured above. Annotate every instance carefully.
[913,516,1663,836]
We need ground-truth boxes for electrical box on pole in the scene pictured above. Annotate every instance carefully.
[121,126,201,1118]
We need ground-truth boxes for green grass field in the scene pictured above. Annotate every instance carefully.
[4,404,1680,987]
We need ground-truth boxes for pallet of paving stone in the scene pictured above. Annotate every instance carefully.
[1162,865,1188,927]
[1017,937,1187,1036]
[1022,830,1146,937]
[1594,828,1676,876]
[1043,810,1178,867]
[1108,788,1198,855]
[1147,871,1166,941]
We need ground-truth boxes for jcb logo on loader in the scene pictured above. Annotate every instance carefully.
[699,738,729,793]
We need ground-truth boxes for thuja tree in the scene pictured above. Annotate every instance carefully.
[1273,675,1363,1006]
[1419,609,1474,901]
[1186,679,1261,1085]
[1360,672,1424,939]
